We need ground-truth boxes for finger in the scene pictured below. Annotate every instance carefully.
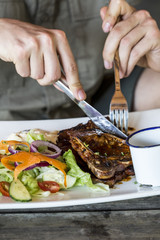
[14,52,30,77]
[126,37,152,76]
[119,25,146,77]
[37,44,61,86]
[56,31,86,101]
[30,50,44,80]
[103,15,138,65]
[103,11,150,65]
[100,6,108,21]
[102,0,135,33]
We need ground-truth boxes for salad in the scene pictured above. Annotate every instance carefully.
[0,129,110,202]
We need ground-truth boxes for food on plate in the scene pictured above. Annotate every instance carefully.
[0,128,110,202]
[0,118,133,202]
[57,119,134,187]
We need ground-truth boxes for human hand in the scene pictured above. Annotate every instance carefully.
[0,19,86,100]
[100,0,160,77]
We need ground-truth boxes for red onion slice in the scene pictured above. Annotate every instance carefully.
[14,161,50,171]
[30,140,61,159]
[8,146,20,154]
[25,162,50,171]
[8,144,29,155]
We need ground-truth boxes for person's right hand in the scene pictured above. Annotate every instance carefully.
[0,18,86,100]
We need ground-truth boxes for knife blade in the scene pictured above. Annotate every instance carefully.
[55,79,127,139]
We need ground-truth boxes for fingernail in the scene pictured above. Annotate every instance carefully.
[103,22,112,33]
[78,89,86,101]
[104,60,112,69]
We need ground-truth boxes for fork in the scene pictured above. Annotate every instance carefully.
[109,49,128,134]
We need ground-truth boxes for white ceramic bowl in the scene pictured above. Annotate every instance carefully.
[126,126,160,186]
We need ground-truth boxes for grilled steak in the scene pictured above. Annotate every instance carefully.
[92,166,134,187]
[57,118,133,186]
[70,135,125,179]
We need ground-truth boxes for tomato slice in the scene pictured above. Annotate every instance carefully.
[38,181,60,193]
[0,181,10,197]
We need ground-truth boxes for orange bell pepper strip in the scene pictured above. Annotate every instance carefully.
[1,152,67,186]
[0,140,30,154]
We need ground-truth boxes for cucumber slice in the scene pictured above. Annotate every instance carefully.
[9,179,32,202]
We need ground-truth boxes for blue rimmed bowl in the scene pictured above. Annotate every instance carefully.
[126,126,160,186]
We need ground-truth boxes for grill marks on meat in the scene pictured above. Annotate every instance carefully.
[73,131,132,167]
[70,136,124,179]
[57,120,133,186]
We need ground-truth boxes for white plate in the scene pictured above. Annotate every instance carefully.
[1,108,160,209]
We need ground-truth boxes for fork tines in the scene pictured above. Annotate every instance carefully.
[109,49,129,134]
[110,107,128,133]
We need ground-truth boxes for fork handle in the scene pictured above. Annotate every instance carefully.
[114,50,121,91]
[114,16,122,92]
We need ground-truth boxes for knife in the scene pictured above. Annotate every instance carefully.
[55,79,127,139]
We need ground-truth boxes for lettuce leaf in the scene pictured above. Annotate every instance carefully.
[26,129,46,144]
[0,162,14,183]
[63,149,110,193]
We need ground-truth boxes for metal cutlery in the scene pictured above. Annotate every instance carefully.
[55,79,127,139]
[109,49,128,134]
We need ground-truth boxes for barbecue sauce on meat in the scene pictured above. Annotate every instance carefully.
[57,119,134,187]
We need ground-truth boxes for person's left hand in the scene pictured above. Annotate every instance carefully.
[100,0,160,78]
